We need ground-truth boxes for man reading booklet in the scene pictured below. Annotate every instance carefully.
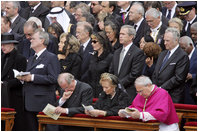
[118,76,179,131]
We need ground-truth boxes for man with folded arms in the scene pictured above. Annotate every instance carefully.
[118,76,179,131]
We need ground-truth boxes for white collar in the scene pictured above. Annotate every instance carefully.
[81,38,91,51]
[11,14,19,23]
[35,48,46,59]
[32,2,41,12]
[189,47,195,59]
[169,44,179,58]
[134,17,144,31]
[120,5,130,13]
[151,21,162,32]
[189,15,197,24]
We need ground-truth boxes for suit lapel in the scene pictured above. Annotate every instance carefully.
[114,48,122,75]
[27,50,47,71]
[11,16,20,29]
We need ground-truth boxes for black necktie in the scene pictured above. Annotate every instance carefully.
[167,10,171,19]
[79,45,84,57]
[186,22,192,36]
[32,54,37,65]
[160,51,170,71]
[134,25,137,30]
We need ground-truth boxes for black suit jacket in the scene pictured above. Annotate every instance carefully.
[11,15,26,36]
[109,44,145,102]
[60,81,93,116]
[23,50,60,112]
[161,15,169,26]
[162,7,177,20]
[79,39,93,81]
[182,16,197,37]
[152,47,190,103]
[133,19,147,47]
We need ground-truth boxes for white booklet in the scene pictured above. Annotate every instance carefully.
[42,103,61,120]
[13,69,30,78]
[82,104,94,111]
[119,107,135,118]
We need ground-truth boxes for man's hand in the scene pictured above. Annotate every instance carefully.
[85,109,106,117]
[118,109,126,117]
[54,106,66,114]
[145,57,154,68]
[186,73,192,81]
[61,91,73,101]
[16,74,32,82]
[129,108,140,119]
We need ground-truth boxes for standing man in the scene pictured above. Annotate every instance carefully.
[179,36,197,104]
[76,22,93,81]
[152,27,190,103]
[128,2,147,47]
[177,2,197,37]
[109,25,145,102]
[4,1,26,37]
[162,1,177,19]
[1,33,27,130]
[17,29,60,130]
[54,73,93,130]
[145,8,167,50]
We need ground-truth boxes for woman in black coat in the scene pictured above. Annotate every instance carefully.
[57,33,82,80]
[85,73,130,117]
[84,31,113,97]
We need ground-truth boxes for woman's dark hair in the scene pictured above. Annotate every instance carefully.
[104,19,120,40]
[47,22,64,40]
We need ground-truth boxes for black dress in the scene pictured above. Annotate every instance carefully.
[85,50,113,97]
[93,86,130,116]
[59,53,82,80]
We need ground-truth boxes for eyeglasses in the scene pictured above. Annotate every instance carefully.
[92,40,98,44]
[136,89,143,94]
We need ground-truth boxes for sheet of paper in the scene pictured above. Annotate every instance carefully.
[119,109,131,118]
[82,104,94,111]
[42,103,61,120]
[13,69,30,78]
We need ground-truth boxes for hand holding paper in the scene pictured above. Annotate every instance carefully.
[43,104,61,120]
[13,69,30,78]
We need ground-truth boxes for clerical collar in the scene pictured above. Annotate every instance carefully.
[35,48,46,59]
[151,21,162,32]
[11,14,19,23]
[32,2,41,13]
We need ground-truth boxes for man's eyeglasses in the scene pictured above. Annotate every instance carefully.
[92,40,98,44]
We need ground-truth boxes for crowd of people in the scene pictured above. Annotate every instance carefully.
[1,1,197,131]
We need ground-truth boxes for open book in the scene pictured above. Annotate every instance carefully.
[13,69,30,78]
[42,104,61,120]
[82,104,94,111]
[119,107,135,118]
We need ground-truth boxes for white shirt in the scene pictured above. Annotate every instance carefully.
[58,80,77,114]
[134,17,144,31]
[185,15,197,31]
[11,14,19,23]
[32,2,41,13]
[169,44,179,59]
[81,38,91,51]
[189,47,195,60]
[120,5,131,19]
[150,22,162,42]
[31,48,46,81]
[165,3,177,19]
[122,42,133,58]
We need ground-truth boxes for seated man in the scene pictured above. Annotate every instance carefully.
[118,75,179,131]
[54,73,93,130]
[85,73,130,117]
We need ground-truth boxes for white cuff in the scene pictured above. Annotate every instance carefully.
[59,97,66,106]
[31,74,34,81]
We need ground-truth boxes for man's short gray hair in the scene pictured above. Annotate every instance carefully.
[34,29,49,46]
[165,27,180,40]
[77,21,93,36]
[145,8,160,19]
[28,17,42,28]
[58,73,74,85]
[6,1,21,12]
[179,36,194,47]
[121,25,136,37]
[132,2,145,16]
[135,75,152,86]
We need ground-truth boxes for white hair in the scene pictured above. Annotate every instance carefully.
[135,76,152,86]
[165,27,180,40]
[28,17,42,28]
[132,2,145,16]
[179,36,194,47]
[145,8,160,19]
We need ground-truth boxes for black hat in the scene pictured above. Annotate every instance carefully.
[177,2,196,16]
[1,33,19,44]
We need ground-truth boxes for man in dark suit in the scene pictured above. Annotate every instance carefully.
[179,36,197,104]
[162,1,177,19]
[128,2,147,47]
[54,73,93,130]
[76,21,93,81]
[17,29,60,130]
[177,2,197,37]
[20,1,50,30]
[4,1,26,37]
[145,8,167,50]
[109,25,145,102]
[1,33,27,130]
[152,28,190,103]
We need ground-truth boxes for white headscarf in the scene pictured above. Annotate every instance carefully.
[47,7,70,33]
